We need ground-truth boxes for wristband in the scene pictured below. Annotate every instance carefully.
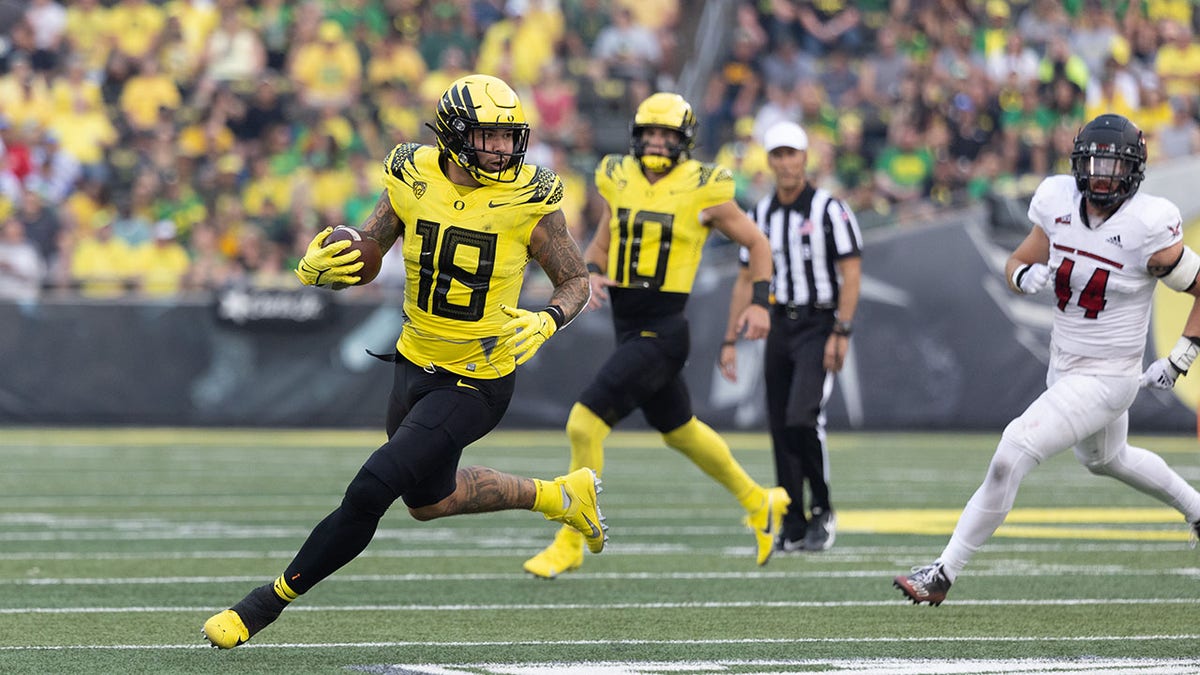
[721,340,736,347]
[542,305,565,330]
[751,280,770,308]
[1011,264,1030,292]
[1168,335,1200,375]
[586,262,603,275]
[832,321,852,337]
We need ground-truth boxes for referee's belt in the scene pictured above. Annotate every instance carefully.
[773,302,835,320]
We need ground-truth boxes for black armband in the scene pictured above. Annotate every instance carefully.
[750,280,771,308]
[543,305,565,330]
[586,262,603,275]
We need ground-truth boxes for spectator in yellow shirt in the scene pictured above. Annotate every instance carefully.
[373,83,422,145]
[288,20,362,112]
[475,4,559,87]
[47,95,118,183]
[615,0,678,31]
[70,218,137,298]
[241,155,294,219]
[1154,20,1200,100]
[119,58,182,133]
[63,0,111,74]
[106,0,166,61]
[165,0,220,67]
[132,220,191,297]
[0,56,53,130]
[304,133,355,220]
[366,31,427,91]
[51,56,103,115]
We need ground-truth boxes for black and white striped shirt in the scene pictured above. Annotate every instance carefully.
[739,184,863,308]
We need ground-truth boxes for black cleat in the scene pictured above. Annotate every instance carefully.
[893,563,951,606]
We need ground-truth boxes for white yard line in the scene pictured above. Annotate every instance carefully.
[2,636,1200,651]
[3,566,1200,585]
[3,597,1200,614]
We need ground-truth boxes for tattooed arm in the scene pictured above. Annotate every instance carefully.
[359,191,405,255]
[528,209,590,324]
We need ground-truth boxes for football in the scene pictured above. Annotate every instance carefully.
[323,225,382,287]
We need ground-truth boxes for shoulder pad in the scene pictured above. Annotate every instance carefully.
[496,165,564,207]
[599,154,626,180]
[384,143,424,181]
[696,161,734,188]
[529,166,563,205]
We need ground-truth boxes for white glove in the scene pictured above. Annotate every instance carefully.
[1140,358,1181,390]
[1140,337,1200,389]
[1013,263,1051,295]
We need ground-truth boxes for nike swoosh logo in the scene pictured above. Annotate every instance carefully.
[764,499,774,535]
[561,487,600,538]
[580,513,600,538]
[456,379,478,391]
[488,199,512,208]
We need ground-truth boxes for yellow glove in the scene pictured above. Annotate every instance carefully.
[294,227,364,287]
[500,304,559,366]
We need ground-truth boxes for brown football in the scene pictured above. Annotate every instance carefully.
[323,225,382,287]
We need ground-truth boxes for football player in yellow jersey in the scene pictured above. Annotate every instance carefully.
[523,92,791,579]
[202,74,604,649]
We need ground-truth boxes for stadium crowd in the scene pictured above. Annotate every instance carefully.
[0,0,1199,301]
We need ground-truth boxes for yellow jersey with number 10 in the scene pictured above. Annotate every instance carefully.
[381,143,564,379]
[594,154,735,294]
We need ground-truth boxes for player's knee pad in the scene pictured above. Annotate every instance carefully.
[998,413,1056,465]
[990,429,1041,480]
[341,467,399,520]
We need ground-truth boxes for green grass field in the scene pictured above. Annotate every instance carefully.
[2,427,1199,674]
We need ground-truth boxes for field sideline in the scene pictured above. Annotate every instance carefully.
[1,427,1199,674]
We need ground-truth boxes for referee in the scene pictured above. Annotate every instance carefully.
[720,120,862,552]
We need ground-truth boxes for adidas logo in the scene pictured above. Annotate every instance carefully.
[1106,234,1122,248]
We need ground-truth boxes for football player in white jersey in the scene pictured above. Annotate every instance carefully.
[894,113,1200,606]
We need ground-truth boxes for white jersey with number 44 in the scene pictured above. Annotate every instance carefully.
[1027,175,1183,366]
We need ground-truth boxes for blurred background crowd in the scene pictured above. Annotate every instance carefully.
[1,0,1199,303]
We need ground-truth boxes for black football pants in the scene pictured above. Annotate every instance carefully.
[765,305,835,539]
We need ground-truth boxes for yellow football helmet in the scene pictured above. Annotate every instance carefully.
[631,92,697,173]
[430,74,530,184]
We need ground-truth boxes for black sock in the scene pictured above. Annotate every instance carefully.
[231,583,289,637]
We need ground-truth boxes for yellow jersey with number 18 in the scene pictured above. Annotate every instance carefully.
[381,143,564,379]
[594,154,735,294]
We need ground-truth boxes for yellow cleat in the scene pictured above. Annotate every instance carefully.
[202,609,249,649]
[201,582,287,649]
[543,468,608,553]
[523,525,585,579]
[744,486,791,566]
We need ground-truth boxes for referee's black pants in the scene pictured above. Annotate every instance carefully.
[765,304,835,540]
